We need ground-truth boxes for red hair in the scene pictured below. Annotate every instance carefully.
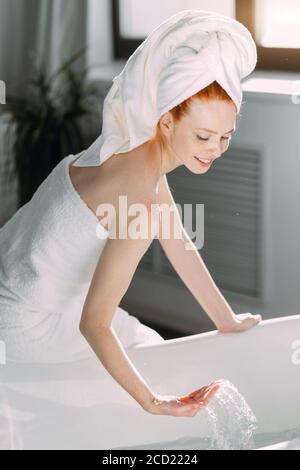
[149,80,236,150]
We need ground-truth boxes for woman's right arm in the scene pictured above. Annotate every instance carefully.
[79,192,222,415]
[79,193,161,412]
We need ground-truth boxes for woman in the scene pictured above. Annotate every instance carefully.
[0,10,261,418]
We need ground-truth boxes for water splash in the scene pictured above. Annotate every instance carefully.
[202,379,257,450]
[113,379,258,450]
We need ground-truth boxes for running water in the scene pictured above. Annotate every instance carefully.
[202,379,257,449]
[113,379,257,450]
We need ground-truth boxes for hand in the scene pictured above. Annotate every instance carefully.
[218,313,262,333]
[148,380,222,417]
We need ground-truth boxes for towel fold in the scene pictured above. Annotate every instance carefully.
[73,9,257,168]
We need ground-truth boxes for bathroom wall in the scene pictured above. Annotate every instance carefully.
[122,73,300,333]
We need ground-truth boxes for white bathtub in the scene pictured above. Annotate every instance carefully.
[1,314,300,450]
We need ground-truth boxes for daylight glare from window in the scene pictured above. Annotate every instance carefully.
[256,0,300,48]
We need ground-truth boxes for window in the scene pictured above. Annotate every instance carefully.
[236,0,300,70]
[114,0,300,69]
[87,0,113,69]
[112,0,235,59]
[255,0,300,48]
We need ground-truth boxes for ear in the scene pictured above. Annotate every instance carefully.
[159,111,175,135]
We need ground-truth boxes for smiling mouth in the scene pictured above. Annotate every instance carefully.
[194,156,213,167]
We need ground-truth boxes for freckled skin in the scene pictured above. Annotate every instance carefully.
[155,99,238,177]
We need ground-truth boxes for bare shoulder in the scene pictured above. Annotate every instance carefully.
[106,178,160,240]
[80,175,158,321]
[69,152,157,232]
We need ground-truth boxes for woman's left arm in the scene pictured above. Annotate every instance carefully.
[156,175,262,333]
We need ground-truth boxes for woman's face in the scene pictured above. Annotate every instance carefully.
[160,99,237,174]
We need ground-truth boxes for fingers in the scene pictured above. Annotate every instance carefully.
[239,313,262,323]
[182,385,207,400]
[201,382,221,404]
[179,385,221,416]
[241,314,262,331]
[179,380,223,405]
[248,314,262,324]
[192,380,223,401]
[193,380,222,396]
[176,382,223,417]
[179,386,208,404]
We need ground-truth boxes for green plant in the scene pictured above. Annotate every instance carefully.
[4,48,100,207]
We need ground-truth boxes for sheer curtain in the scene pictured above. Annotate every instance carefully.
[36,0,88,83]
[0,0,89,226]
[0,0,89,97]
[0,0,39,96]
[119,0,235,38]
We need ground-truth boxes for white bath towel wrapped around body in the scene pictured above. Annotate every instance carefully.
[0,152,164,364]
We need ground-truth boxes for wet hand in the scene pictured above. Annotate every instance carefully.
[149,380,222,417]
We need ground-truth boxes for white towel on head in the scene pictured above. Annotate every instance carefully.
[73,9,257,168]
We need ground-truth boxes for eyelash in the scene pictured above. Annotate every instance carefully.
[197,136,231,142]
